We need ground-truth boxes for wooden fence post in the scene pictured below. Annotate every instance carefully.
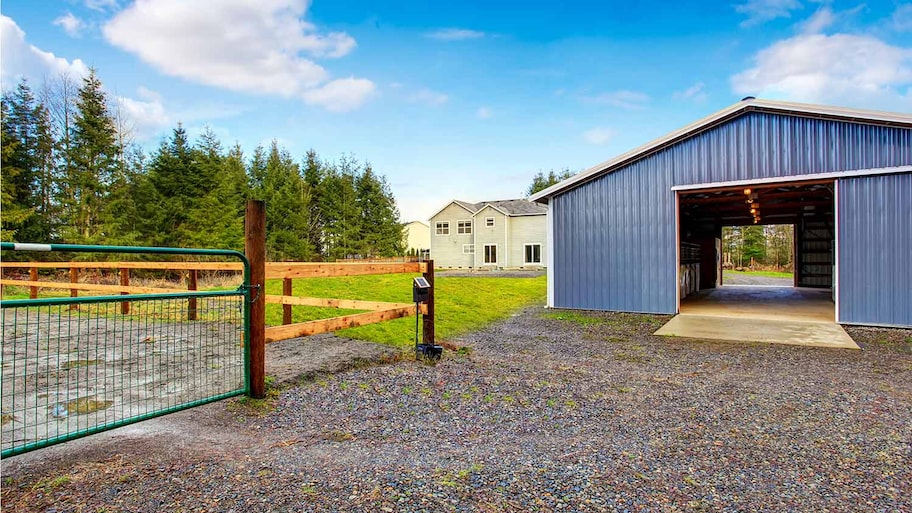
[423,259,435,345]
[246,200,267,399]
[70,268,79,310]
[29,267,38,299]
[187,269,198,321]
[120,268,130,314]
[282,278,292,325]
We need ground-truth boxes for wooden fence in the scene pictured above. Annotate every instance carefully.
[0,201,434,398]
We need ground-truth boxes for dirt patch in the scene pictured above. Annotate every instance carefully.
[266,333,402,386]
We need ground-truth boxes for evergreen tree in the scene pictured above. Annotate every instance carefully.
[320,156,361,260]
[525,168,574,197]
[61,68,120,243]
[302,149,325,258]
[145,125,194,246]
[357,164,403,257]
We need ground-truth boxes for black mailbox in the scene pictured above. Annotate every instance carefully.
[413,277,431,303]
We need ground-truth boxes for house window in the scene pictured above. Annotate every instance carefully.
[484,244,497,264]
[457,220,472,234]
[524,244,542,264]
[463,244,475,254]
[435,222,449,235]
[485,217,495,227]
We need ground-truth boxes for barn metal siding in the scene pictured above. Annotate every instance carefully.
[837,172,912,327]
[551,110,912,314]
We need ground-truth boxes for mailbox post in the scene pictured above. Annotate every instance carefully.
[413,276,441,359]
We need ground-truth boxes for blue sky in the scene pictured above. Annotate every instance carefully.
[2,1,910,222]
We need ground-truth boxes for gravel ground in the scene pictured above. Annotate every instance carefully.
[3,307,911,512]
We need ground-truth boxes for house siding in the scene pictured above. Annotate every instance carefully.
[474,206,507,267]
[404,222,429,253]
[551,111,912,315]
[509,215,547,268]
[430,203,475,267]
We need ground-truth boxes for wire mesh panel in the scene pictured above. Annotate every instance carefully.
[1,293,246,457]
[0,243,250,458]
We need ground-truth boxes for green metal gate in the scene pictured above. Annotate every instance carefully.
[0,243,251,458]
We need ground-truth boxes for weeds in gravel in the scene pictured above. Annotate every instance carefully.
[228,375,281,417]
[542,311,605,325]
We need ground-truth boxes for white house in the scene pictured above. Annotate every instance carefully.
[429,199,547,269]
[402,220,430,258]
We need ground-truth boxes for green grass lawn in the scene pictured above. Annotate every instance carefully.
[265,274,546,349]
[723,269,794,279]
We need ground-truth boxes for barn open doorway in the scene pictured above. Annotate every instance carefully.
[674,180,838,326]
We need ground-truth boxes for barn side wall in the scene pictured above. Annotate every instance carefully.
[551,112,912,314]
[837,172,912,327]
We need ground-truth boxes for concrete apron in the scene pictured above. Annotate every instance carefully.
[655,286,860,350]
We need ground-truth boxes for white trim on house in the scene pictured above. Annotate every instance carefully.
[524,243,543,264]
[428,200,476,220]
[434,221,450,236]
[546,207,554,307]
[530,98,912,203]
[669,165,912,192]
[457,219,473,235]
[483,243,498,265]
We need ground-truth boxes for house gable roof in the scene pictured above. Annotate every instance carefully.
[530,97,912,204]
[428,200,478,220]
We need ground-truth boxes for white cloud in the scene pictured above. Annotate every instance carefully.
[674,81,707,102]
[476,106,492,119]
[583,90,650,110]
[407,88,448,106]
[0,15,90,89]
[53,12,86,37]
[893,4,912,32]
[426,28,485,41]
[800,7,834,33]
[583,127,616,145]
[301,78,376,112]
[731,33,912,110]
[735,0,802,27]
[85,0,119,12]
[115,87,170,140]
[102,0,372,112]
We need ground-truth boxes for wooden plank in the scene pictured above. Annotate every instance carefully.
[263,294,421,311]
[266,262,422,279]
[30,267,38,299]
[69,268,79,310]
[423,259,435,345]
[265,305,418,342]
[188,269,198,321]
[120,268,130,314]
[282,278,292,325]
[0,279,176,295]
[246,200,267,399]
[0,261,243,271]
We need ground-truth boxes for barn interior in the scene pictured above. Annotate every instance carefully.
[676,180,836,321]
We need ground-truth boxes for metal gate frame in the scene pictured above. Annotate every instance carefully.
[0,243,251,458]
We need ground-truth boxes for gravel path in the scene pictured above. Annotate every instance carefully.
[3,307,911,512]
[722,272,793,286]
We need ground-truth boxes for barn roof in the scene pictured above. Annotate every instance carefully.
[530,98,912,204]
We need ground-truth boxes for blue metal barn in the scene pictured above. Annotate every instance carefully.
[530,98,912,328]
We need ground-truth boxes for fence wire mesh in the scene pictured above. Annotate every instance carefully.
[1,293,245,458]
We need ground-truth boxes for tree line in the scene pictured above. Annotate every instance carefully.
[722,225,793,270]
[1,70,404,261]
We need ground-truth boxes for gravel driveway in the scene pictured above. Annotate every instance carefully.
[3,307,911,512]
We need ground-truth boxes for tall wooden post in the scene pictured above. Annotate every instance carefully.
[422,259,435,345]
[69,268,79,310]
[29,267,38,299]
[120,268,131,314]
[246,200,267,399]
[187,269,198,321]
[282,278,292,325]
